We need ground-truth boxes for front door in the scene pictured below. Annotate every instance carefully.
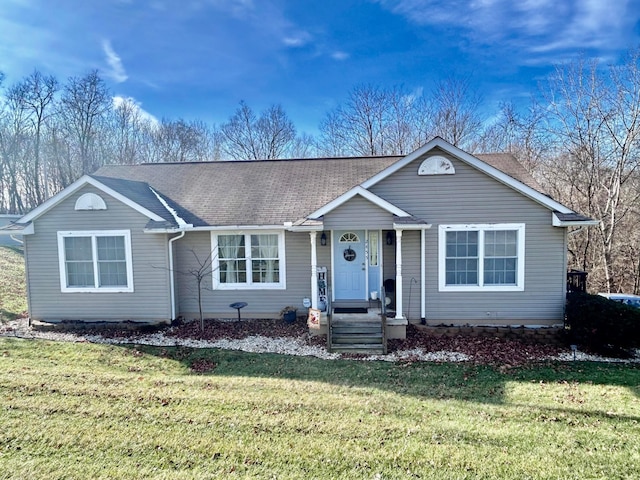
[334,230,366,300]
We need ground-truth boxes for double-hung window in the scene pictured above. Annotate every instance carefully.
[212,231,285,289]
[57,230,134,292]
[438,224,525,291]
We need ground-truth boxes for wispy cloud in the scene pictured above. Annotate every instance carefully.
[102,39,128,83]
[375,0,638,64]
[331,51,350,61]
[282,31,312,47]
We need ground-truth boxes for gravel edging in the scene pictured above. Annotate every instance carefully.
[1,317,639,364]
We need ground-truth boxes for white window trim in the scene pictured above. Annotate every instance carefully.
[438,223,525,292]
[211,230,286,290]
[57,230,134,293]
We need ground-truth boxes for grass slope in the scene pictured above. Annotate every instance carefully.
[0,246,27,322]
[1,339,639,479]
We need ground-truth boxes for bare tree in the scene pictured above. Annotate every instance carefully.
[147,118,217,163]
[478,102,550,174]
[104,97,148,165]
[10,70,58,202]
[319,85,389,156]
[426,76,484,151]
[0,79,30,213]
[178,248,217,332]
[540,52,640,293]
[58,70,111,174]
[220,101,296,160]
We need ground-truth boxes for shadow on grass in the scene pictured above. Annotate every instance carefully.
[130,343,640,408]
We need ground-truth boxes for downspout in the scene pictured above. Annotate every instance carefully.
[168,231,185,321]
[10,235,23,244]
[421,228,426,324]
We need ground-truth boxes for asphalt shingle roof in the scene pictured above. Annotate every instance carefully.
[475,153,546,194]
[93,152,549,228]
[94,157,400,227]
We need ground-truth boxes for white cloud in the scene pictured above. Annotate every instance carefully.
[331,51,350,61]
[102,39,128,83]
[112,96,158,125]
[282,31,312,47]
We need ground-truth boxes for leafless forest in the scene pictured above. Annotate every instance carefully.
[1,51,639,294]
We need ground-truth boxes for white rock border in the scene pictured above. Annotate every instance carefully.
[1,317,638,364]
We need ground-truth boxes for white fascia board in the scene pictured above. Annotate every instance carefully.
[361,137,574,214]
[287,225,324,232]
[308,186,410,219]
[19,175,165,224]
[393,223,432,230]
[0,222,34,235]
[552,213,600,227]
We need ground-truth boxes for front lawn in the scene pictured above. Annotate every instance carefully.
[0,246,27,322]
[1,338,639,479]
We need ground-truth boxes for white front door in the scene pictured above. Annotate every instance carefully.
[333,230,366,300]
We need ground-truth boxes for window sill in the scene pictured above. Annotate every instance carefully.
[214,284,286,291]
[439,285,524,292]
[61,287,134,293]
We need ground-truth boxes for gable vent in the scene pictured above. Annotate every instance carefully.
[418,156,455,175]
[75,193,107,211]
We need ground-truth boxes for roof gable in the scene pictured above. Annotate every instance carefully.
[361,137,572,214]
[19,175,171,225]
[309,186,411,219]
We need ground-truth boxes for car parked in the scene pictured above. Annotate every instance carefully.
[598,293,640,308]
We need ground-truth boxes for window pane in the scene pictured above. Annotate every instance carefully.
[65,237,92,261]
[369,232,378,266]
[251,234,278,259]
[251,234,279,283]
[445,231,479,285]
[218,235,245,260]
[66,261,94,287]
[484,229,518,285]
[96,236,128,287]
[98,261,128,286]
[97,236,125,261]
[252,260,280,283]
[65,237,94,287]
[220,259,246,283]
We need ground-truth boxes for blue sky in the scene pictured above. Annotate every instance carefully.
[2,0,640,134]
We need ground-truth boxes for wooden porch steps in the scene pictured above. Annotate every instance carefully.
[329,318,386,354]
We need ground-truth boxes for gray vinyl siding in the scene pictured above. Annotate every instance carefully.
[24,185,171,323]
[369,150,566,324]
[324,196,395,229]
[174,230,329,319]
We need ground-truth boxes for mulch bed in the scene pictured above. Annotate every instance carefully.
[390,325,564,367]
[167,319,564,367]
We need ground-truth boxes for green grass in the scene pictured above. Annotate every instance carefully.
[1,339,639,479]
[0,246,27,322]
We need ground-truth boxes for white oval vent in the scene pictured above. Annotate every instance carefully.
[418,156,455,175]
[75,193,107,211]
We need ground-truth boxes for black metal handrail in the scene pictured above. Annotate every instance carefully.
[380,285,387,354]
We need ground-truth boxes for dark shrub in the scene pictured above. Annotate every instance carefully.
[565,292,640,356]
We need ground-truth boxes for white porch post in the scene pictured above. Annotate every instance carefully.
[395,229,403,320]
[310,231,318,310]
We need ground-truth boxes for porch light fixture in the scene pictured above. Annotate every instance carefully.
[386,231,394,245]
[320,232,327,246]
